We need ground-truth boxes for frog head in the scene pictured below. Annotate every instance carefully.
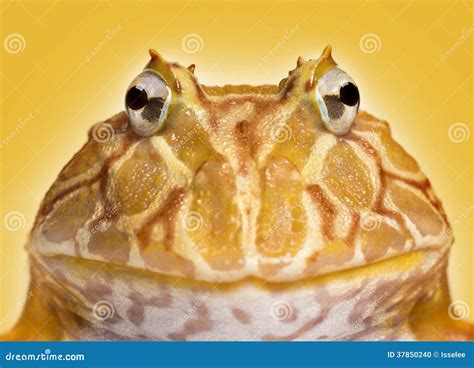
[35,46,450,284]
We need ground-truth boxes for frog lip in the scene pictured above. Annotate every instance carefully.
[31,244,449,286]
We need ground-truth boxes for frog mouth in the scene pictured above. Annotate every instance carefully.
[31,245,449,289]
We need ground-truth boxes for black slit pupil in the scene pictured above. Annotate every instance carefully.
[126,86,148,110]
[339,82,359,106]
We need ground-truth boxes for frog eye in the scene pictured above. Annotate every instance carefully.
[315,68,360,135]
[125,69,172,136]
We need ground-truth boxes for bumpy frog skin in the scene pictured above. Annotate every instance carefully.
[2,46,473,341]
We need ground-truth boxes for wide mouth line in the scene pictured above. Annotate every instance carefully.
[32,245,448,290]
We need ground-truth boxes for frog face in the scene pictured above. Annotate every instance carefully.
[35,46,450,283]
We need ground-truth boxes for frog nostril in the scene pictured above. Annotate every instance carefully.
[126,86,148,110]
[339,82,359,106]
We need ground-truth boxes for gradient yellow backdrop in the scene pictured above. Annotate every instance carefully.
[1,0,473,332]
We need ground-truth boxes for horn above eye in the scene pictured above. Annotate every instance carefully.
[125,69,172,136]
[314,68,360,135]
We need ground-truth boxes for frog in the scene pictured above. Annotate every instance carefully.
[2,46,473,341]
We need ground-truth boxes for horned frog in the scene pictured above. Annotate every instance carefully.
[3,46,473,341]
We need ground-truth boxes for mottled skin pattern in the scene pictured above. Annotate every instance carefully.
[2,46,473,341]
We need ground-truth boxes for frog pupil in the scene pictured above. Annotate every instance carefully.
[126,86,148,110]
[339,82,359,106]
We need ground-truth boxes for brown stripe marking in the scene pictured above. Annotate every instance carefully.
[88,136,138,230]
[134,187,195,278]
[94,139,161,228]
[263,285,364,341]
[384,171,448,224]
[307,184,336,240]
[174,79,182,94]
[191,77,208,102]
[127,290,172,326]
[264,313,329,341]
[38,173,102,226]
[348,132,448,224]
[345,134,413,239]
[234,119,251,175]
[346,212,360,246]
[98,138,139,207]
[279,74,297,101]
[39,136,135,222]
[167,303,213,341]
[384,171,430,190]
[137,187,186,251]
[203,102,218,131]
[232,308,251,325]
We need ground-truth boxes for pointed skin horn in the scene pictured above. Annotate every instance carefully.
[297,56,306,67]
[148,48,162,61]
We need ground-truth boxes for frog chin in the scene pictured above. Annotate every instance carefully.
[30,244,448,341]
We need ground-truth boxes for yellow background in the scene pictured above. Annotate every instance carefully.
[1,0,473,332]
